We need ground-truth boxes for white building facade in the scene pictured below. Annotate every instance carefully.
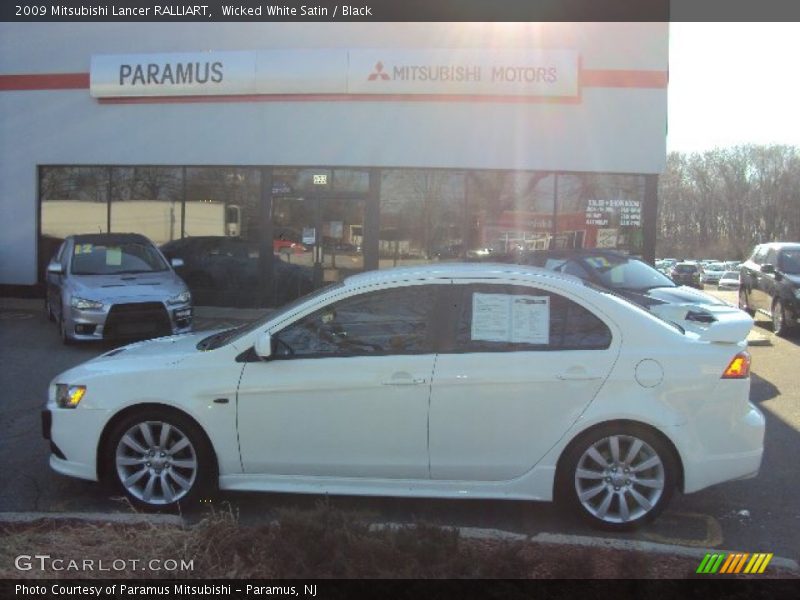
[0,22,668,306]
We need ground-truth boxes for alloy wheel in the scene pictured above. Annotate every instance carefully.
[115,420,198,505]
[574,434,665,524]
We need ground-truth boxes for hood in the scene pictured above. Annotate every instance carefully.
[50,329,230,388]
[70,271,187,301]
[90,329,224,364]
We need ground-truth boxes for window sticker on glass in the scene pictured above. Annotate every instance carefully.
[471,293,550,345]
[510,296,550,344]
[471,293,511,342]
[74,244,93,255]
[106,246,122,266]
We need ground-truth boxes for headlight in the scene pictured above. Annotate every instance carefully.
[167,290,192,306]
[55,384,86,409]
[794,288,800,300]
[70,297,103,310]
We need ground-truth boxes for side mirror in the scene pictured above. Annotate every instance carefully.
[171,258,184,268]
[760,263,775,274]
[47,262,63,275]
[254,333,272,359]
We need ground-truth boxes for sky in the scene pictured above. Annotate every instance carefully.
[667,23,800,154]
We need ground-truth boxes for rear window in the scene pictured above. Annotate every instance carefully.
[674,264,697,273]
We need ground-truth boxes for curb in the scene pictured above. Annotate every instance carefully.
[0,512,183,526]
[373,522,800,573]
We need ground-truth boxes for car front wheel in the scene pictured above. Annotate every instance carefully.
[105,409,215,510]
[558,424,677,531]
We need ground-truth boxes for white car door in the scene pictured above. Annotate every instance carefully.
[236,283,443,479]
[429,282,620,481]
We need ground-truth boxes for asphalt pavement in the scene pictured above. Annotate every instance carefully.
[1,294,798,562]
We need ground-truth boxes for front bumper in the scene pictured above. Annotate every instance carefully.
[64,302,192,341]
[43,405,111,482]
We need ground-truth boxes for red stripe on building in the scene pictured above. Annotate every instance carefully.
[98,93,583,105]
[0,69,667,98]
[581,69,668,88]
[0,73,90,90]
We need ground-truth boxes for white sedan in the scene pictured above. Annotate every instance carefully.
[43,264,764,530]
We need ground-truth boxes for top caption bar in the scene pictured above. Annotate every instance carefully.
[5,0,670,22]
[3,0,800,21]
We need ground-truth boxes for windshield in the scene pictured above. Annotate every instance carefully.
[721,271,739,279]
[199,282,344,350]
[71,241,168,275]
[580,255,675,291]
[779,248,800,274]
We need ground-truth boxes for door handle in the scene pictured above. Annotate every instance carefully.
[556,373,601,381]
[382,372,427,386]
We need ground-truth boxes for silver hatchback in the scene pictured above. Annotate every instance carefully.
[45,233,192,344]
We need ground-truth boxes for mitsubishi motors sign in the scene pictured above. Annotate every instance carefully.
[349,49,579,97]
[90,49,579,99]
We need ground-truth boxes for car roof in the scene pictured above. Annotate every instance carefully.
[342,262,586,288]
[756,242,800,250]
[523,248,634,259]
[70,233,153,245]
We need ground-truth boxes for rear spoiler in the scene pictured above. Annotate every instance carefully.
[650,303,754,343]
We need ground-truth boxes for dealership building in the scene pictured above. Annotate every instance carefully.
[0,22,668,306]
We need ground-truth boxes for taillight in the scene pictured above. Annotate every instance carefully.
[722,351,751,379]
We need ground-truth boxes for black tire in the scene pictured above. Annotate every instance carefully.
[556,423,678,531]
[59,315,74,346]
[45,298,55,322]
[104,407,217,511]
[772,298,792,337]
[738,287,755,317]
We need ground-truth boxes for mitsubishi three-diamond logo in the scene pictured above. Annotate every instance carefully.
[368,61,390,81]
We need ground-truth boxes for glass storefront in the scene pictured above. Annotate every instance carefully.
[40,166,650,307]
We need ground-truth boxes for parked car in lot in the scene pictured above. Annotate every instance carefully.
[160,236,313,307]
[700,262,727,286]
[670,262,704,289]
[45,233,192,344]
[43,263,763,530]
[717,271,741,291]
[739,242,800,336]
[509,249,751,336]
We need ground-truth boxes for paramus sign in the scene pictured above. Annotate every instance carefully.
[90,49,579,98]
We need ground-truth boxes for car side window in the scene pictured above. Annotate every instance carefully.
[452,284,612,352]
[765,248,778,266]
[779,249,800,274]
[273,285,438,358]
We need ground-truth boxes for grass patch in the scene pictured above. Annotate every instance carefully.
[1,502,796,579]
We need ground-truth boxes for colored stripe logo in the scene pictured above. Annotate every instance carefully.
[696,552,773,574]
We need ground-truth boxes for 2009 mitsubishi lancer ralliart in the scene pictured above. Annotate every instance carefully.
[43,263,764,530]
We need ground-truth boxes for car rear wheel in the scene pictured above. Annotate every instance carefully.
[738,288,755,317]
[772,299,792,337]
[105,409,216,510]
[558,424,677,531]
